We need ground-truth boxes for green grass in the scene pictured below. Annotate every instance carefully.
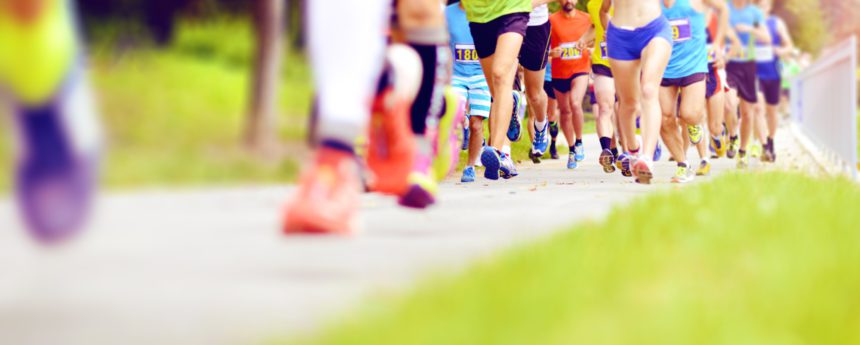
[284,172,860,345]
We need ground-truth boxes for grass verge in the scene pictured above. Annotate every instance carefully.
[283,171,860,345]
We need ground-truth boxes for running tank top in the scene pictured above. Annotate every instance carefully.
[756,16,782,81]
[662,0,708,79]
[587,0,611,68]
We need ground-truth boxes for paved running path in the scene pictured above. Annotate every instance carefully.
[0,131,809,345]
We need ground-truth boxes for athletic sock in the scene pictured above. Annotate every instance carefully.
[406,28,450,136]
[611,147,619,158]
[549,121,559,139]
[502,145,512,156]
[677,162,688,168]
[730,135,739,141]
[599,137,611,151]
[739,149,747,158]
[767,136,774,150]
[569,146,576,153]
[535,119,547,131]
[575,139,583,146]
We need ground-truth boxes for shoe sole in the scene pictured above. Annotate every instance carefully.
[481,148,501,180]
[599,151,616,173]
[633,161,653,185]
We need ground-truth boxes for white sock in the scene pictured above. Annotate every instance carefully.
[535,119,547,130]
[502,145,512,156]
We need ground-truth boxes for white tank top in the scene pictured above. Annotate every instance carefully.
[528,5,549,26]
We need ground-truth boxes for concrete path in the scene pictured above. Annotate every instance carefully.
[0,131,809,345]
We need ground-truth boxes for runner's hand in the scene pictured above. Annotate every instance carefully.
[550,47,563,58]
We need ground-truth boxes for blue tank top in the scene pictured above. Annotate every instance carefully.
[727,2,765,62]
[446,4,484,78]
[756,16,782,80]
[662,0,708,79]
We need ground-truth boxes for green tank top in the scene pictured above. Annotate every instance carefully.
[462,0,532,24]
[0,0,77,105]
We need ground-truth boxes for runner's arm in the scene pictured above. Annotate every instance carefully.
[774,18,795,58]
[576,26,596,50]
[600,0,611,33]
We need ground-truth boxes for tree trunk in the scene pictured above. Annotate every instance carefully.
[245,0,284,154]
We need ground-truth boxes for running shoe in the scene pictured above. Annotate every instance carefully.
[461,166,476,183]
[710,136,726,158]
[726,137,740,159]
[481,146,502,180]
[500,153,517,179]
[696,160,711,176]
[532,122,550,157]
[567,152,578,169]
[431,88,466,182]
[599,149,616,173]
[653,141,663,161]
[549,141,559,160]
[366,88,415,196]
[671,164,693,184]
[507,91,523,142]
[750,141,763,159]
[574,142,585,162]
[737,155,749,169]
[618,153,633,177]
[687,124,704,144]
[632,158,654,185]
[399,149,438,209]
[762,142,776,163]
[283,148,360,235]
[15,78,102,244]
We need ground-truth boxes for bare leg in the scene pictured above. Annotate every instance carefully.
[570,76,589,141]
[707,91,725,138]
[555,89,575,148]
[659,85,686,163]
[637,39,673,160]
[478,33,524,150]
[594,75,616,140]
[468,116,485,166]
[609,59,642,153]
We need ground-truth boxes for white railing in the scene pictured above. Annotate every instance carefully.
[790,35,858,179]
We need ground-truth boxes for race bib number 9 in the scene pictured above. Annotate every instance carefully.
[670,18,692,42]
[560,43,582,60]
[754,45,775,62]
[455,44,479,63]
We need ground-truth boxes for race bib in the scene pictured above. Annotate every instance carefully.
[600,41,608,58]
[454,44,479,63]
[559,43,582,60]
[670,18,692,42]
[754,45,775,62]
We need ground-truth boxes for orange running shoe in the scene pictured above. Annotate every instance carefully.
[282,147,361,235]
[366,88,416,196]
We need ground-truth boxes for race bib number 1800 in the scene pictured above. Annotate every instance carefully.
[670,18,692,42]
[559,43,582,60]
[454,44,479,63]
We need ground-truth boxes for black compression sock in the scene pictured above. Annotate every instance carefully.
[599,137,611,151]
[575,139,583,146]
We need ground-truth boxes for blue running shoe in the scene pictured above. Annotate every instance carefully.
[567,152,578,169]
[532,122,549,156]
[574,142,585,162]
[500,153,517,179]
[507,92,523,142]
[461,125,469,151]
[653,141,663,161]
[480,146,501,180]
[461,166,476,183]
